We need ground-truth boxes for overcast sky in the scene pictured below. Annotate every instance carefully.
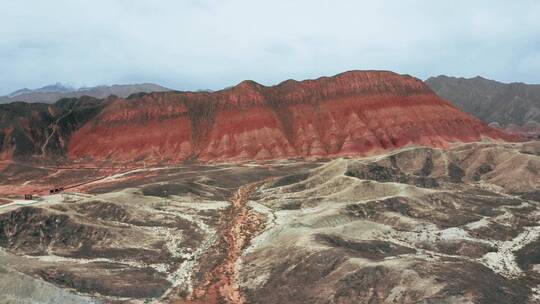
[1,0,539,94]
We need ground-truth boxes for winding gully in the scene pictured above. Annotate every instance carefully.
[172,182,265,304]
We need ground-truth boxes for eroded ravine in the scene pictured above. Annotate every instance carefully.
[41,109,73,157]
[173,182,265,304]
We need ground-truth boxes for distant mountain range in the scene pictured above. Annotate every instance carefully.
[426,76,540,139]
[0,83,171,104]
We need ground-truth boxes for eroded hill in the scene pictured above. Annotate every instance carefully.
[0,71,515,164]
[0,141,538,303]
[427,75,540,139]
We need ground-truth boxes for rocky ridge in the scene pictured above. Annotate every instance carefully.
[1,71,515,164]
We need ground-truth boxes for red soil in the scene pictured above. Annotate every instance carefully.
[173,182,264,304]
[65,71,515,164]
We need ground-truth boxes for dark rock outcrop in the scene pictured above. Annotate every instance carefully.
[426,75,540,139]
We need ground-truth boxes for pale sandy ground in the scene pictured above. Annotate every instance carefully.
[237,142,540,304]
[0,183,232,303]
[0,259,99,304]
[0,141,538,303]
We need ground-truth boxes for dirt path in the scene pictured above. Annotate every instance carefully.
[173,182,265,304]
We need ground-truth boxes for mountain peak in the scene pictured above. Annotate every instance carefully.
[7,88,32,98]
[426,74,540,136]
[234,80,263,90]
[35,82,75,93]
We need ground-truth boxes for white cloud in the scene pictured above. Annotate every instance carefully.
[0,0,539,94]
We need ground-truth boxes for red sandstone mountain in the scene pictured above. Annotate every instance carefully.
[0,71,515,164]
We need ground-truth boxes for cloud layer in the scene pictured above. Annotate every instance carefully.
[1,0,539,94]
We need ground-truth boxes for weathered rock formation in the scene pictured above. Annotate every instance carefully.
[1,71,515,163]
[426,75,540,139]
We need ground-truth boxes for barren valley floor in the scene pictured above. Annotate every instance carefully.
[0,141,539,304]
